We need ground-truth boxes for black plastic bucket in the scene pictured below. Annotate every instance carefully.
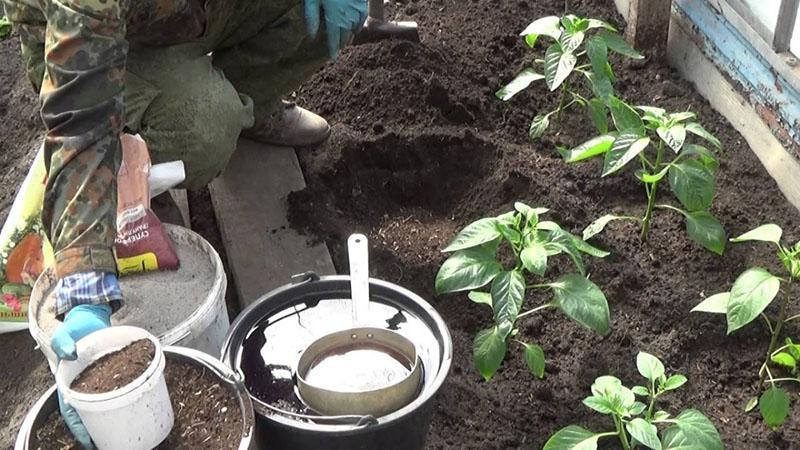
[220,273,453,450]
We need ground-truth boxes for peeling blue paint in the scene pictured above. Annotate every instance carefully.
[674,0,800,144]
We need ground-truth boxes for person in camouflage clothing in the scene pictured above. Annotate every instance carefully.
[2,0,366,446]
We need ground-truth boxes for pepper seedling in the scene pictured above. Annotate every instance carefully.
[496,14,643,140]
[693,224,800,428]
[544,352,724,450]
[567,97,726,254]
[435,202,611,380]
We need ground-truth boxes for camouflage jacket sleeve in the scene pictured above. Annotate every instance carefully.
[2,0,46,91]
[39,0,128,280]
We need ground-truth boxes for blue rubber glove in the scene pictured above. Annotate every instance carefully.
[52,303,113,450]
[305,0,368,59]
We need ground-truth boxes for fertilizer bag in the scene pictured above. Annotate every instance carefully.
[115,134,180,275]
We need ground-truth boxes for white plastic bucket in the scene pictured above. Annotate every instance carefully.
[55,326,174,450]
[30,225,229,372]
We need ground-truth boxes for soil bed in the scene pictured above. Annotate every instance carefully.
[287,0,800,448]
[70,339,154,394]
[34,358,243,450]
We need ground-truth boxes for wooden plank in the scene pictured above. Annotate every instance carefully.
[709,0,800,95]
[675,0,800,148]
[168,189,190,228]
[625,0,672,51]
[209,139,335,306]
[668,14,800,211]
[774,0,799,52]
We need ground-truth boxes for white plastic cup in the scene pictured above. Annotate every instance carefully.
[55,326,174,450]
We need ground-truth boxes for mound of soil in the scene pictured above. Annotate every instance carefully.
[71,339,155,394]
[33,358,244,450]
[288,0,800,449]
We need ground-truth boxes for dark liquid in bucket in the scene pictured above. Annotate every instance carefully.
[305,343,413,392]
[238,298,437,417]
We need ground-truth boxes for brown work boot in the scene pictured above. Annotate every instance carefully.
[243,101,331,147]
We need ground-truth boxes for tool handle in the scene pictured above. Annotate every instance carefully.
[348,234,370,324]
[368,0,385,21]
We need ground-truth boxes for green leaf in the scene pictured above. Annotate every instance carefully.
[638,105,667,119]
[491,270,526,324]
[661,409,723,450]
[585,37,613,99]
[573,238,610,258]
[521,16,562,46]
[760,387,790,429]
[602,135,650,176]
[443,217,502,252]
[496,68,545,101]
[497,221,522,244]
[685,122,721,148]
[662,374,688,391]
[658,124,687,152]
[608,97,645,134]
[435,244,502,294]
[626,418,662,450]
[552,274,610,335]
[632,385,650,396]
[654,410,671,421]
[587,18,616,31]
[473,322,511,381]
[668,160,715,211]
[543,425,602,450]
[684,210,726,255]
[544,43,577,91]
[560,135,615,163]
[730,224,783,245]
[630,401,647,417]
[583,214,629,240]
[670,111,697,122]
[726,267,781,333]
[598,30,643,58]
[582,395,615,415]
[0,16,11,39]
[521,242,548,276]
[514,202,546,225]
[587,98,608,134]
[745,396,759,412]
[691,292,730,314]
[467,291,492,307]
[771,352,797,369]
[681,144,719,173]
[530,114,551,139]
[523,343,546,378]
[637,352,665,383]
[547,227,586,275]
[591,375,623,396]
[639,164,671,183]
[559,29,585,53]
[786,338,800,360]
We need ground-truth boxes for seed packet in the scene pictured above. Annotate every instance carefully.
[0,146,53,333]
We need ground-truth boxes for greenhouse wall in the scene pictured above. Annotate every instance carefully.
[615,0,800,210]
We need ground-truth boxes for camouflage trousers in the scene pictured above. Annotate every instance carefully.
[124,0,329,190]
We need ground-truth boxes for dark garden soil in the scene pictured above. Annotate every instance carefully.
[33,358,244,450]
[3,0,800,448]
[287,1,800,449]
[70,339,155,394]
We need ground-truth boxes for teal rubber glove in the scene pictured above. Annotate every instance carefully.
[305,0,368,59]
[52,303,113,450]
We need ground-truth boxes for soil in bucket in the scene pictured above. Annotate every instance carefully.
[33,359,243,450]
[70,339,155,393]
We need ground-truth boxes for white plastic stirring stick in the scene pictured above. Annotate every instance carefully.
[348,234,370,325]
